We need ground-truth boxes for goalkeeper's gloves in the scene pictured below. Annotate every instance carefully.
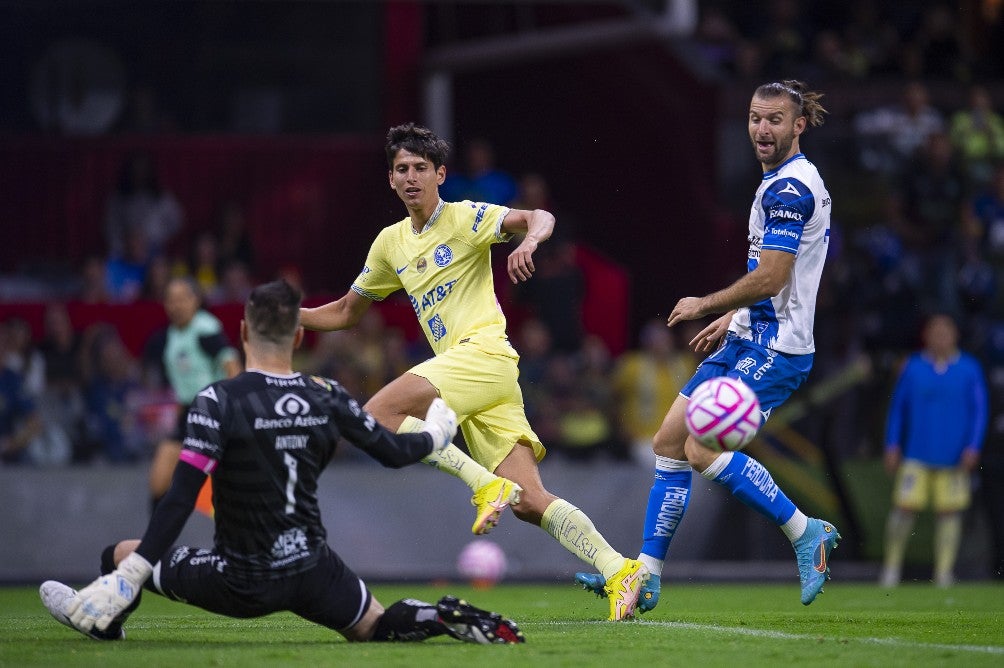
[67,552,152,632]
[421,398,457,451]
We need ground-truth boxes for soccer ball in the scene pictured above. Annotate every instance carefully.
[456,539,507,589]
[685,377,761,452]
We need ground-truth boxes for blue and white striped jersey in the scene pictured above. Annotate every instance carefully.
[730,153,831,355]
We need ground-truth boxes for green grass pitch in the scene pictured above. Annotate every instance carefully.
[2,581,1002,667]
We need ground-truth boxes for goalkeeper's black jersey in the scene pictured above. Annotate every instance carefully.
[180,370,433,579]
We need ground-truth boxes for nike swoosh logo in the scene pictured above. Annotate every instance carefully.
[396,265,407,274]
[813,543,827,573]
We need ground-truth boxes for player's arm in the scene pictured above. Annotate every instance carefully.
[198,332,241,378]
[320,378,456,467]
[668,249,795,326]
[300,289,372,332]
[502,208,555,283]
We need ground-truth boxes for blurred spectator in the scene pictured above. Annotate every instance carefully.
[80,325,143,464]
[512,174,585,353]
[78,256,111,304]
[611,320,697,463]
[212,260,254,305]
[757,0,810,78]
[694,6,740,72]
[141,254,173,303]
[911,4,969,80]
[303,330,367,400]
[949,85,1004,191]
[515,317,553,423]
[959,164,1004,318]
[4,317,45,399]
[32,304,84,466]
[104,225,150,303]
[841,1,900,77]
[216,200,255,274]
[810,28,872,81]
[142,276,241,508]
[440,138,517,206]
[880,313,987,587]
[104,151,183,261]
[0,322,43,465]
[899,131,967,315]
[188,230,221,298]
[854,81,945,176]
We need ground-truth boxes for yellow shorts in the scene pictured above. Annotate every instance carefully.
[893,459,971,513]
[409,336,544,472]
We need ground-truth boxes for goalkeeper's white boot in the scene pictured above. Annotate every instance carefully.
[40,581,125,640]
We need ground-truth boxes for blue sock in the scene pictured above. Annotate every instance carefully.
[640,457,692,565]
[705,451,796,526]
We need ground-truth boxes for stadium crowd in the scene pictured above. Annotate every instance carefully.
[2,1,1004,580]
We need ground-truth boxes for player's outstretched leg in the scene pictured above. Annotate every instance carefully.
[398,416,522,535]
[39,581,125,641]
[436,596,525,644]
[792,518,841,605]
[471,477,522,535]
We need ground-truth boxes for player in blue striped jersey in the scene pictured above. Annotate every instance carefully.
[578,80,840,610]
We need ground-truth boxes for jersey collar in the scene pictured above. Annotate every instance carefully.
[762,153,805,180]
[413,199,446,235]
[246,368,301,379]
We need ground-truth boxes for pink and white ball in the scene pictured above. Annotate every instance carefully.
[685,377,762,452]
[457,539,507,588]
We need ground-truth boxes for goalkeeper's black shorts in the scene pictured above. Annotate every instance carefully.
[146,543,373,631]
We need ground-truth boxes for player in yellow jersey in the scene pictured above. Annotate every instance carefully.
[300,123,644,620]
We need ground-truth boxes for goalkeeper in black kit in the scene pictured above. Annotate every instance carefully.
[40,279,524,645]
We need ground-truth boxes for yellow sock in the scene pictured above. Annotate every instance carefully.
[542,499,624,579]
[882,508,915,573]
[399,416,496,491]
[933,512,962,582]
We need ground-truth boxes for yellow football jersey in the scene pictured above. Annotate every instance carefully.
[351,199,513,355]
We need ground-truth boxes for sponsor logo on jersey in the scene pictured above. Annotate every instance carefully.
[433,244,453,267]
[766,226,800,239]
[187,411,220,430]
[169,546,191,567]
[271,527,310,567]
[276,434,309,451]
[734,357,757,374]
[408,279,460,318]
[197,386,218,402]
[254,415,330,429]
[265,376,305,387]
[396,264,408,275]
[752,350,777,381]
[360,265,371,274]
[768,208,803,222]
[779,181,801,196]
[471,202,489,231]
[182,436,216,452]
[416,257,428,273]
[274,393,311,416]
[428,314,447,342]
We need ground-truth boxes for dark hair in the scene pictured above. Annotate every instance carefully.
[385,123,451,169]
[245,279,302,344]
[754,80,827,128]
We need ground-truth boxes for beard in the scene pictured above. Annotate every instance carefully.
[753,134,794,169]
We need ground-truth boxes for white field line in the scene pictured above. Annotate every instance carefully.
[545,620,1004,655]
